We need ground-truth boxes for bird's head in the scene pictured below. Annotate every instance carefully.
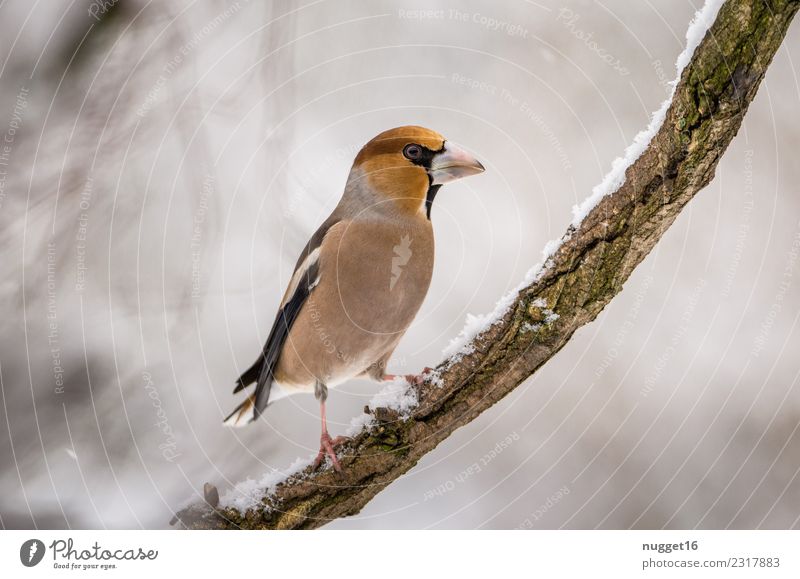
[348,125,485,218]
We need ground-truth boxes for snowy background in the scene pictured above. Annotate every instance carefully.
[1,0,799,529]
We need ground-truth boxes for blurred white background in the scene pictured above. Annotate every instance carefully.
[1,0,799,529]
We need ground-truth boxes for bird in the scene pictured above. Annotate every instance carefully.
[224,125,485,471]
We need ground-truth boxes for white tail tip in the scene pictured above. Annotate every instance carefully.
[223,396,256,427]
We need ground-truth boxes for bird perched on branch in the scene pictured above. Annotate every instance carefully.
[224,126,485,471]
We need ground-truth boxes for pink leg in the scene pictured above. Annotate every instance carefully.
[312,400,348,472]
[382,366,434,386]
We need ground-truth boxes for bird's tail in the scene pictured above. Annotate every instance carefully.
[223,394,256,427]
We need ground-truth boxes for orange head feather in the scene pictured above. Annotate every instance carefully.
[347,126,484,218]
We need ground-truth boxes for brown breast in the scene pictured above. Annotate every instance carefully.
[274,217,434,389]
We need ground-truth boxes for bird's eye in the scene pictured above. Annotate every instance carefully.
[403,144,423,161]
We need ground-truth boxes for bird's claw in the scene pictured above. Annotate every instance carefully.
[405,366,434,386]
[313,432,349,472]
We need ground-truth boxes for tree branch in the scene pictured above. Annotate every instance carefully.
[174,0,800,529]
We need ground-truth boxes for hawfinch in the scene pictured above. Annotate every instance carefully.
[225,126,485,470]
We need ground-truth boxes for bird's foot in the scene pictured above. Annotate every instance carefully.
[313,432,349,472]
[383,366,434,386]
[406,367,434,386]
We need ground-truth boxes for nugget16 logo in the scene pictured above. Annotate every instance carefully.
[19,539,46,567]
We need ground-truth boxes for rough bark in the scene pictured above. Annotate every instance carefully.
[174,0,800,529]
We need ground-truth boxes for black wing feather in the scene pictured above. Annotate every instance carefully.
[232,216,338,417]
[252,258,319,418]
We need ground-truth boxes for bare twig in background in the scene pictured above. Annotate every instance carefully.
[174,0,800,529]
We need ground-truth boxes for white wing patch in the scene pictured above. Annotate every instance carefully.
[281,247,321,308]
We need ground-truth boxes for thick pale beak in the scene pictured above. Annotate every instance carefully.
[429,141,485,185]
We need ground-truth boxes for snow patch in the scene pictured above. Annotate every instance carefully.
[369,377,419,414]
[426,369,445,388]
[345,411,375,438]
[219,456,312,511]
[346,376,420,436]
